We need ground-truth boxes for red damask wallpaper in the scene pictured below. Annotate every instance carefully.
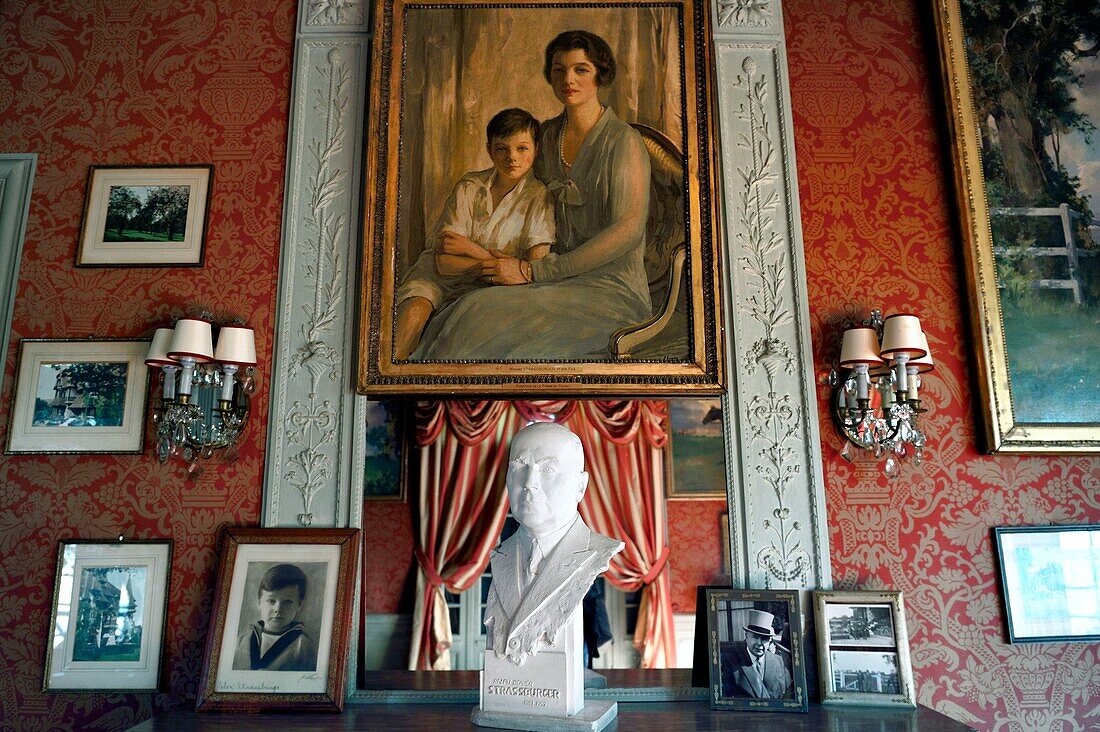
[2,1,1098,731]
[788,1,1100,729]
[0,2,293,729]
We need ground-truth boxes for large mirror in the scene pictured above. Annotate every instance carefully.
[358,399,730,695]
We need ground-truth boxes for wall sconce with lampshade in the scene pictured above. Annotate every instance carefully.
[145,317,257,470]
[829,310,934,478]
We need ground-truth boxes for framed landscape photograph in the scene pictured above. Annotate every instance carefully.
[197,527,360,712]
[358,0,725,395]
[5,339,149,454]
[44,539,172,692]
[994,524,1100,643]
[933,0,1099,452]
[705,588,808,712]
[813,590,915,708]
[363,400,407,501]
[667,398,727,498]
[76,165,212,267]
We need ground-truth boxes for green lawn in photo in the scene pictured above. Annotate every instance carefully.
[1001,301,1100,424]
[103,228,185,243]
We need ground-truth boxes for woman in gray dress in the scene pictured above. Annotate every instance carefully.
[414,30,651,360]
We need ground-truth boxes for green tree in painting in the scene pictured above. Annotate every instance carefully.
[962,0,1099,212]
[106,186,142,239]
[59,362,127,425]
[140,186,189,240]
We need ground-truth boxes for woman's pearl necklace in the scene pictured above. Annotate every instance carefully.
[559,105,606,170]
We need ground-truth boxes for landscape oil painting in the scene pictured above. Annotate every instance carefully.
[935,0,1099,451]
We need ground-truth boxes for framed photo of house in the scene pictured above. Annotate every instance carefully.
[667,398,727,498]
[196,527,360,712]
[705,588,808,712]
[5,339,149,454]
[994,524,1100,643]
[358,0,725,395]
[43,539,172,692]
[813,590,915,708]
[933,0,1099,452]
[76,165,212,267]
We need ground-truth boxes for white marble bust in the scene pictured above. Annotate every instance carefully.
[483,421,624,666]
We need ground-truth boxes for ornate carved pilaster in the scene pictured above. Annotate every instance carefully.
[263,5,369,528]
[713,1,831,590]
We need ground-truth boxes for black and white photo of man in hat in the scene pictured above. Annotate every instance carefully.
[720,609,793,699]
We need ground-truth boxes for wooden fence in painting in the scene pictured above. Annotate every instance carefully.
[992,204,1096,305]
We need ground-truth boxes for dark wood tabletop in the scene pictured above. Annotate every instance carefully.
[129,700,975,731]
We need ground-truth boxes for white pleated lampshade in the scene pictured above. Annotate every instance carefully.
[839,326,884,367]
[880,314,927,359]
[167,318,214,363]
[144,328,176,367]
[909,331,935,373]
[214,326,257,366]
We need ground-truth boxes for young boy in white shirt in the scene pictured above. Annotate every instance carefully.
[394,107,555,359]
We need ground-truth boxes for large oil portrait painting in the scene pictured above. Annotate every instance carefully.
[358,0,724,395]
[935,0,1099,451]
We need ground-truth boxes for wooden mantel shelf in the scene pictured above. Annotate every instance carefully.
[129,700,974,731]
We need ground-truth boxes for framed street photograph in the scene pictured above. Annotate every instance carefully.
[705,588,808,712]
[994,524,1100,643]
[5,339,149,454]
[196,527,360,712]
[76,165,212,267]
[44,539,172,692]
[358,0,725,395]
[813,590,915,708]
[667,398,727,498]
[933,0,1099,452]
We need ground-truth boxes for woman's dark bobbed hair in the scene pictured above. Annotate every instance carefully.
[543,30,616,86]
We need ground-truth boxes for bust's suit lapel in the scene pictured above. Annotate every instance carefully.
[507,521,593,636]
[488,535,522,620]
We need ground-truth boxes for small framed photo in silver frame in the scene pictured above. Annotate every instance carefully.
[76,164,212,267]
[5,339,149,454]
[705,588,809,712]
[44,539,172,692]
[994,524,1100,643]
[813,590,916,708]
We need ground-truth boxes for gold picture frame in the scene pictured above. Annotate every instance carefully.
[933,0,1099,452]
[358,0,724,395]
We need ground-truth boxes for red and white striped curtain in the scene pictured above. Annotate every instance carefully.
[407,401,516,670]
[407,400,676,671]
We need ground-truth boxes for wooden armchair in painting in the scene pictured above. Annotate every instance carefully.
[609,123,688,359]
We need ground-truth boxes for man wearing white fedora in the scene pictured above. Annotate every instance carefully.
[721,609,792,699]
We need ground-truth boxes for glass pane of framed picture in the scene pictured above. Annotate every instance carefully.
[44,539,172,692]
[994,524,1100,643]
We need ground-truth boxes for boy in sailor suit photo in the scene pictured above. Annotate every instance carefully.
[232,563,318,672]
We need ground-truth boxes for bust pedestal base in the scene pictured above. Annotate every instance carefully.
[470,700,617,732]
